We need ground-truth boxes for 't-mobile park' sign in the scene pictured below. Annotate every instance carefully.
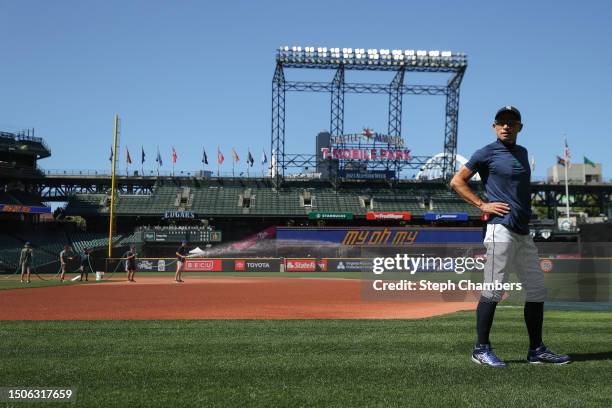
[321,148,412,161]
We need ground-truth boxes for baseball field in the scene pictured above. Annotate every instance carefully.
[1,274,611,407]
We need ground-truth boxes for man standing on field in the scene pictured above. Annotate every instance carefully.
[59,244,73,282]
[19,242,33,284]
[175,241,188,283]
[450,106,570,367]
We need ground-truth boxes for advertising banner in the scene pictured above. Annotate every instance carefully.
[308,212,354,220]
[284,258,317,272]
[366,211,412,221]
[183,259,223,272]
[277,227,483,245]
[423,212,469,221]
[0,204,51,214]
[338,170,395,180]
[230,258,281,272]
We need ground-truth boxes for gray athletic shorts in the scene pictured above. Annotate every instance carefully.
[481,224,547,302]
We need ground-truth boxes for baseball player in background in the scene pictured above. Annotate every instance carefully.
[59,244,73,282]
[126,245,137,282]
[450,106,570,367]
[19,242,33,284]
[175,241,188,283]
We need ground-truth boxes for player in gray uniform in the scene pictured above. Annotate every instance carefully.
[19,242,33,284]
[59,244,73,282]
[451,106,570,367]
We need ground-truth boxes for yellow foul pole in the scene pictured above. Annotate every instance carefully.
[108,114,119,258]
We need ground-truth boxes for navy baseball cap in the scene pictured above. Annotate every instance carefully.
[495,106,521,122]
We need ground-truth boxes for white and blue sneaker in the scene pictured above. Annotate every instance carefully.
[527,344,571,364]
[472,344,506,368]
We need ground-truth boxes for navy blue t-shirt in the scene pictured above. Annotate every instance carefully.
[465,139,532,234]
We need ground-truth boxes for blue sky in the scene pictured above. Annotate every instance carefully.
[1,0,611,179]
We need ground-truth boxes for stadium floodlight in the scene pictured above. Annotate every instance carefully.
[405,50,415,56]
[429,50,440,57]
[416,50,427,57]
[441,51,452,57]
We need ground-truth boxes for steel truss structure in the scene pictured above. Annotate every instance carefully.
[271,47,467,183]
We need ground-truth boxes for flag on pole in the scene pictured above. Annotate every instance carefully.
[231,148,240,162]
[217,147,224,165]
[141,147,145,164]
[564,138,571,168]
[557,155,567,166]
[202,148,208,165]
[156,147,163,166]
[261,149,268,165]
[109,146,114,162]
[584,156,596,167]
[172,147,177,164]
[247,150,254,167]
[126,147,132,164]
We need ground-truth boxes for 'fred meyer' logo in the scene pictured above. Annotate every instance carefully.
[342,228,418,246]
[234,260,246,271]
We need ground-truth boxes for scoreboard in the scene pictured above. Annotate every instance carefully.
[142,228,222,243]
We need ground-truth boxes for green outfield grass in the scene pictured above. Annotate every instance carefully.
[1,310,611,407]
[0,277,100,291]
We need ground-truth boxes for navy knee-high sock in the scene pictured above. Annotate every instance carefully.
[524,302,544,349]
[476,298,498,345]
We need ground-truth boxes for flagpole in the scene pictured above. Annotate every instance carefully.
[108,114,119,258]
[217,146,220,177]
[563,138,570,219]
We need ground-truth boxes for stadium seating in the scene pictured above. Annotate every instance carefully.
[63,179,484,218]
[69,233,123,253]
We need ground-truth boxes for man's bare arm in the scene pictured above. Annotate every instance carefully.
[449,166,510,217]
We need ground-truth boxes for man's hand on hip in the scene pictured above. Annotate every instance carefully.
[478,202,510,216]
